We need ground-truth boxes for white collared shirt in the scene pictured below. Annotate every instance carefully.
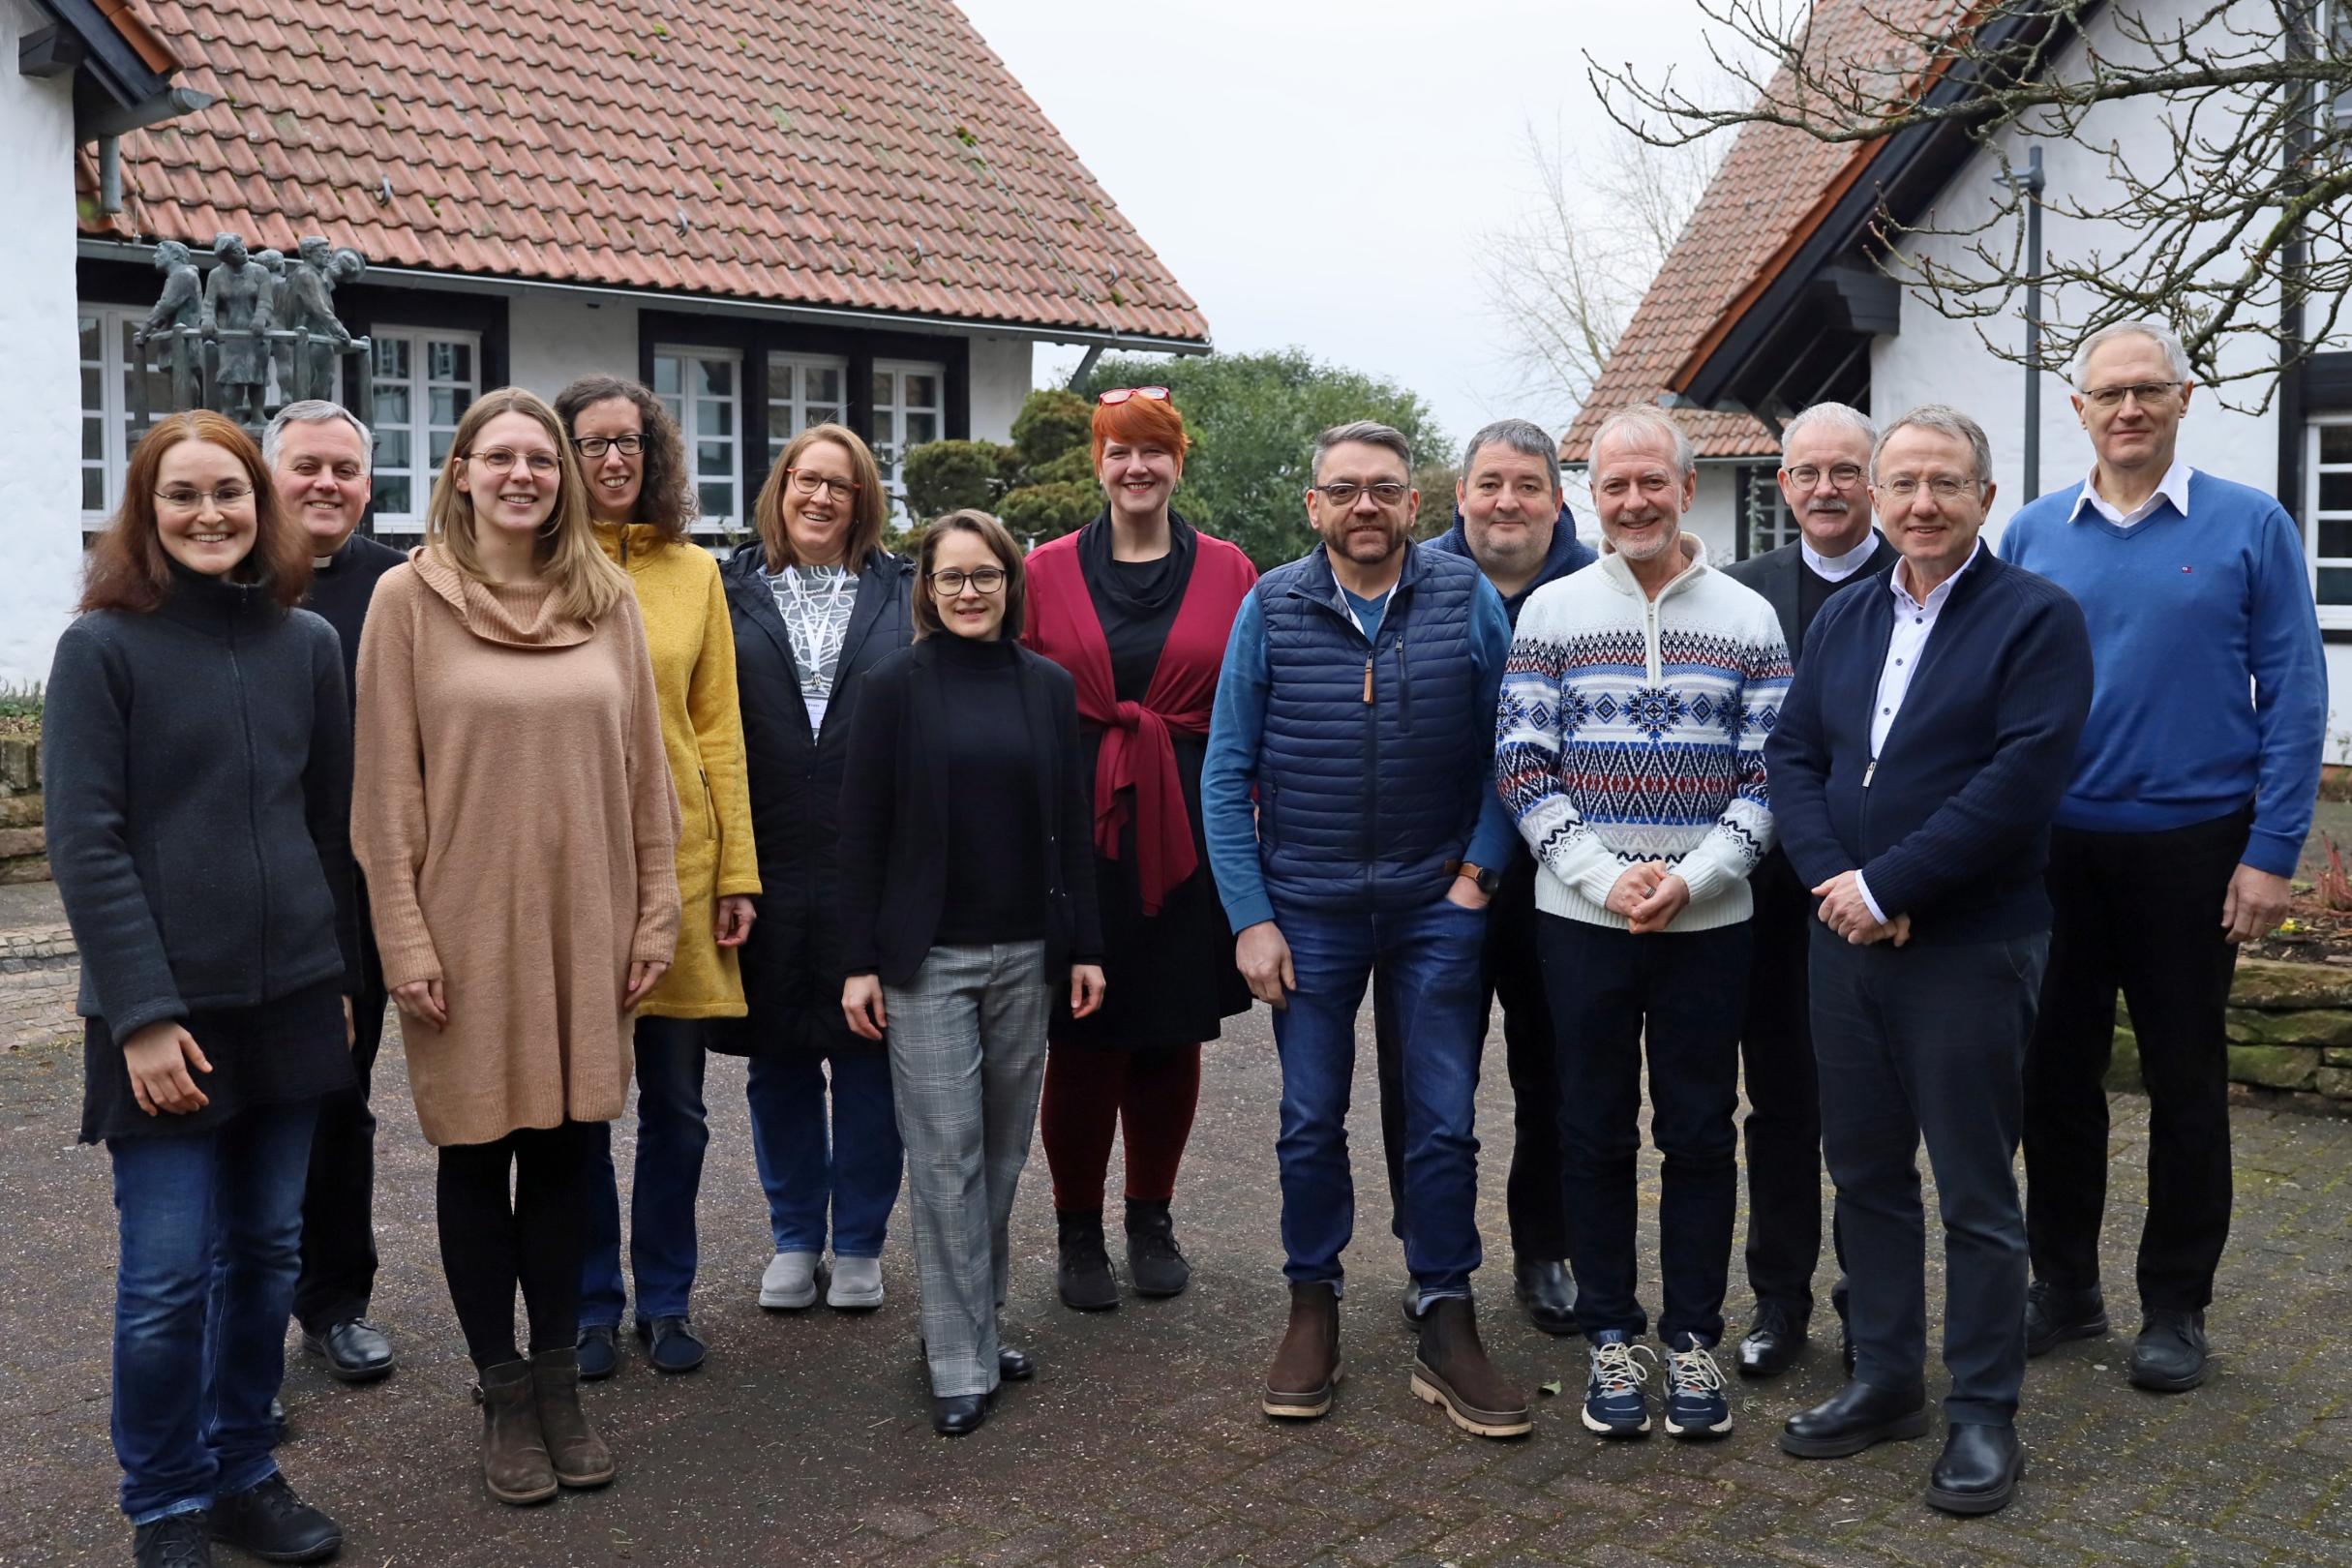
[1855,540,1983,923]
[2067,456,2192,529]
[1800,530,1880,584]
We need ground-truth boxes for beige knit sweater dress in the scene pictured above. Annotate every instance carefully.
[351,549,682,1147]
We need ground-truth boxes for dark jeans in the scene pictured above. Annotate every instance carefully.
[745,1048,904,1258]
[293,950,388,1332]
[1271,894,1490,1298]
[437,1121,594,1371]
[1538,916,1747,1346]
[109,1101,318,1524]
[1813,929,2046,1427]
[2025,813,2246,1312]
[582,1017,709,1325]
[1740,850,1831,1318]
[1373,859,1566,1259]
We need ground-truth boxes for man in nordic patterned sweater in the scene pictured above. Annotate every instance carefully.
[1496,407,1791,1445]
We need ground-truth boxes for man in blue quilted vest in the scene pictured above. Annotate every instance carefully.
[1203,420,1528,1439]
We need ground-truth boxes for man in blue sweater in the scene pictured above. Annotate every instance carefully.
[2004,321,2327,1393]
[1766,407,2093,1516]
[1373,418,1597,1342]
[1203,421,1528,1439]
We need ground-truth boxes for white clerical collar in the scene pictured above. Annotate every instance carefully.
[2069,456,2192,528]
[1800,530,1881,583]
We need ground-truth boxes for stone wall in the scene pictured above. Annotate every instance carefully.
[0,737,43,884]
[2114,957,2352,1111]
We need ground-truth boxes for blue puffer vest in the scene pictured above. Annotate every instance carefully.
[1253,541,1486,911]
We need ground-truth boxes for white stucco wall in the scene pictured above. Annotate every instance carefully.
[1687,462,1742,565]
[0,1,89,687]
[505,291,639,397]
[967,336,1033,443]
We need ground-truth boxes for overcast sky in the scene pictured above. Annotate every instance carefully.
[956,0,1724,455]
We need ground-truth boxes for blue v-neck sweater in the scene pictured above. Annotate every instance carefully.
[2000,469,2326,877]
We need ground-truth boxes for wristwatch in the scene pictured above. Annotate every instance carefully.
[1455,860,1503,898]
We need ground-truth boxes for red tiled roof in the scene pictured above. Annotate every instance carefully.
[1563,0,1945,461]
[82,0,1208,343]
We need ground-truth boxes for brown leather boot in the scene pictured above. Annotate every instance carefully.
[1411,1296,1531,1437]
[477,1359,558,1505]
[1261,1282,1342,1419]
[530,1347,617,1489]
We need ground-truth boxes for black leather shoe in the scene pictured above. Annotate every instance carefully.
[576,1324,618,1381]
[2025,1279,2107,1357]
[1779,1379,1931,1459]
[302,1318,395,1384]
[998,1345,1035,1382]
[932,1394,987,1436]
[635,1314,707,1374]
[1512,1256,1580,1336]
[1736,1301,1807,1378]
[1926,1422,2023,1515]
[2128,1308,2210,1392]
[209,1474,343,1563]
[134,1511,211,1567]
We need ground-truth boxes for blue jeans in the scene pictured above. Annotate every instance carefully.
[1270,894,1489,1298]
[109,1101,318,1524]
[745,1049,904,1257]
[582,1017,709,1326]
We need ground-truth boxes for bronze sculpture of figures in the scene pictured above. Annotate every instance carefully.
[198,231,273,425]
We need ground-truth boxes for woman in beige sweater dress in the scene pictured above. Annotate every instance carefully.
[352,387,680,1507]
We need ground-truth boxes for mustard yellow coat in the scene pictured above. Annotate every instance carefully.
[595,523,760,1017]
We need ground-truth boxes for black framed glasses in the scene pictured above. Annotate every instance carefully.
[1312,480,1409,507]
[572,434,644,459]
[2081,380,2183,410]
[1784,464,1864,488]
[930,567,1007,595]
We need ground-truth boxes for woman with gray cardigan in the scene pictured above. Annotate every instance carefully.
[46,410,359,1568]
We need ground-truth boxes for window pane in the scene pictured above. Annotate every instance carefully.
[2323,518,2352,558]
[699,481,732,518]
[904,373,938,409]
[374,475,411,517]
[431,387,460,426]
[2322,566,2352,605]
[377,384,412,428]
[695,358,734,397]
[707,400,736,438]
[2323,472,2352,512]
[698,439,731,476]
[83,414,103,462]
[83,467,105,511]
[906,411,938,447]
[429,341,471,383]
[430,428,456,466]
[873,371,893,408]
[810,405,844,428]
[768,403,798,443]
[80,315,102,361]
[373,339,410,380]
[808,367,842,405]
[653,356,680,396]
[376,427,411,468]
[2321,424,2352,465]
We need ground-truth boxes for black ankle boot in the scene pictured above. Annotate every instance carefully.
[1124,1199,1191,1298]
[1056,1209,1119,1311]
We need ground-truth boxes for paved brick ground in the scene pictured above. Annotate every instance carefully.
[5,924,2352,1565]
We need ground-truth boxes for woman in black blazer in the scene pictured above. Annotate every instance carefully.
[720,424,914,1318]
[838,508,1104,1437]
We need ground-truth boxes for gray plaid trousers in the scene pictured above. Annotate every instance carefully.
[884,941,1050,1398]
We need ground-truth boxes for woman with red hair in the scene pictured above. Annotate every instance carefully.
[1022,387,1257,1309]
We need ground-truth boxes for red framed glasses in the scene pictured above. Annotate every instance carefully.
[1097,386,1170,407]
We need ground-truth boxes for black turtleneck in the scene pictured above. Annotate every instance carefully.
[931,634,1047,944]
[305,532,407,717]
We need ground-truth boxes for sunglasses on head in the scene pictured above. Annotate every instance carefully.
[1097,386,1170,407]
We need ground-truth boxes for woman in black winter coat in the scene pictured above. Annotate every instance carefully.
[718,424,913,1314]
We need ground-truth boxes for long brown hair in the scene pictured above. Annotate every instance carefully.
[423,387,628,621]
[753,423,888,572]
[552,374,696,545]
[911,509,1026,642]
[79,410,311,614]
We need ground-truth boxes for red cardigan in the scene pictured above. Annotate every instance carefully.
[1023,527,1257,914]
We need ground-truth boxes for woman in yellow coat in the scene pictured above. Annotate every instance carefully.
[558,375,760,1377]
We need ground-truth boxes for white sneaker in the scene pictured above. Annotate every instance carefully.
[827,1255,885,1311]
[759,1250,821,1311]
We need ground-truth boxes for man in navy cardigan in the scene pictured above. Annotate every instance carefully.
[1764,407,2092,1518]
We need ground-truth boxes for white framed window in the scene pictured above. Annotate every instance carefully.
[654,347,742,532]
[1739,464,1799,558]
[369,329,480,525]
[767,353,851,467]
[2306,417,2352,629]
[76,305,178,519]
[871,360,946,517]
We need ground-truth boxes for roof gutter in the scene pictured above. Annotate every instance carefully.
[77,237,1214,355]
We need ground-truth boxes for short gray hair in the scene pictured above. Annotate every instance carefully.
[1780,401,1875,459]
[1589,407,1696,479]
[1312,420,1413,484]
[1462,419,1562,496]
[1871,404,1994,487]
[263,400,374,470]
[2070,319,2191,390]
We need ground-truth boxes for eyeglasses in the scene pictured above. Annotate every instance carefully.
[1312,480,1409,507]
[929,567,1007,595]
[788,468,860,500]
[572,434,644,459]
[1784,464,1864,488]
[154,483,255,512]
[2082,380,2183,410]
[1097,386,1169,407]
[467,448,560,475]
[1879,476,1980,501]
